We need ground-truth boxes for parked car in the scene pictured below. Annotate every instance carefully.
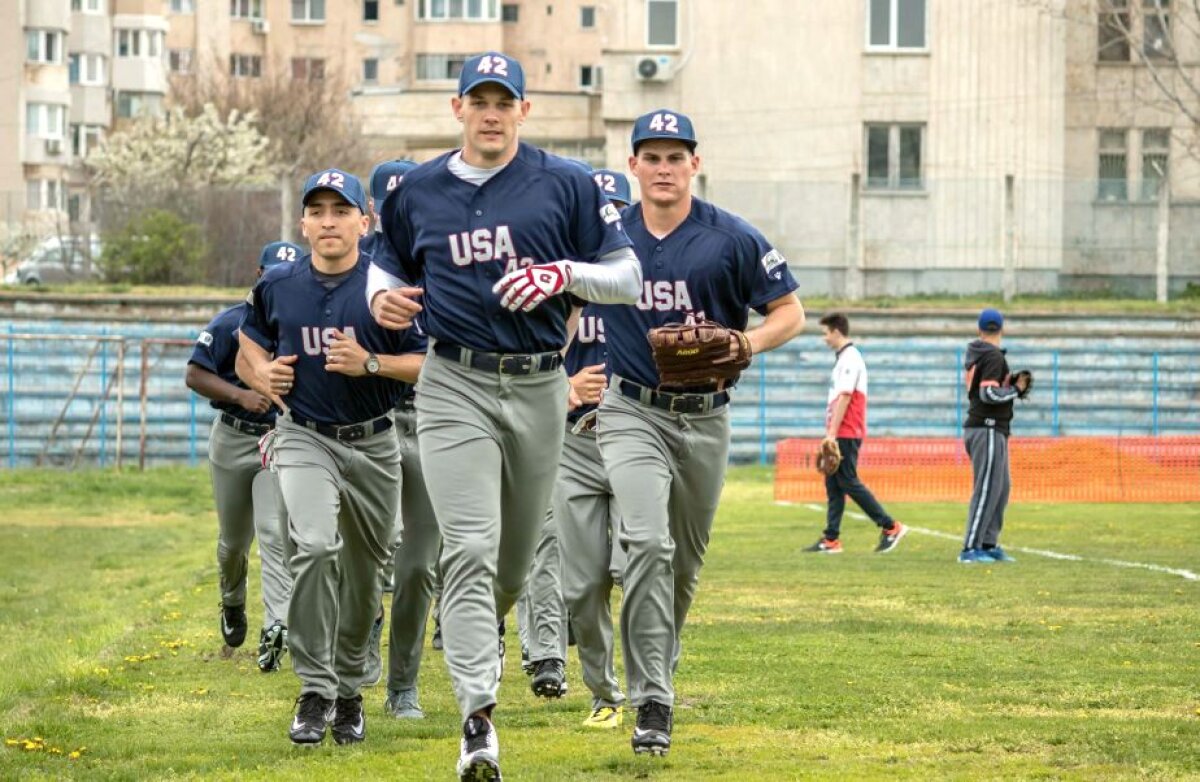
[3,236,103,286]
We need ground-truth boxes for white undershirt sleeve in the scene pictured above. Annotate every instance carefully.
[563,246,642,304]
[366,261,407,307]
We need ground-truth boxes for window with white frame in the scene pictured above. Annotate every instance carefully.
[71,0,104,13]
[26,103,67,139]
[69,53,106,85]
[168,48,193,74]
[116,91,163,119]
[417,0,500,21]
[579,64,602,89]
[26,29,64,64]
[1098,0,1131,62]
[580,5,595,28]
[115,29,165,59]
[865,123,924,190]
[1097,128,1128,201]
[27,179,65,212]
[291,57,326,80]
[231,0,264,18]
[647,0,677,46]
[363,58,379,83]
[71,124,104,159]
[1143,0,1171,59]
[230,54,262,78]
[1141,128,1169,200]
[171,0,195,12]
[416,53,469,80]
[867,0,926,50]
[291,0,326,22]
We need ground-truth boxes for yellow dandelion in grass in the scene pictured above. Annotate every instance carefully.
[48,747,62,755]
[5,738,20,747]
[160,639,189,650]
[191,688,209,696]
[92,667,110,676]
[1048,625,1063,631]
[1123,660,1134,666]
[68,746,86,760]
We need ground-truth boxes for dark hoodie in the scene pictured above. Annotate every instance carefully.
[964,338,1020,434]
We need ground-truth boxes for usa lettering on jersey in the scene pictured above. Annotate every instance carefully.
[301,326,359,356]
[636,280,696,313]
[577,314,605,343]
[448,225,535,272]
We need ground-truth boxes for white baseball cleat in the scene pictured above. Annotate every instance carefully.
[457,714,501,781]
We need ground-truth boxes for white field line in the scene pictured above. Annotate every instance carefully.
[788,502,1199,582]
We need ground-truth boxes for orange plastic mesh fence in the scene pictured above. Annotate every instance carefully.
[775,437,1200,504]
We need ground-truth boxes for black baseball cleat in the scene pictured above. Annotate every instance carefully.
[457,714,501,781]
[530,658,568,699]
[874,521,909,554]
[289,692,335,746]
[220,603,247,648]
[331,694,366,745]
[631,700,673,757]
[257,622,288,672]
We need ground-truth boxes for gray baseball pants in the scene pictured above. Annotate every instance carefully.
[386,408,441,693]
[272,416,401,700]
[416,350,568,719]
[520,508,568,665]
[963,426,1011,550]
[597,389,729,708]
[555,421,625,708]
[208,417,291,628]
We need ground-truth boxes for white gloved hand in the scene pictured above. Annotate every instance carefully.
[492,261,574,312]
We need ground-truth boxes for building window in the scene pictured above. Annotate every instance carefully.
[1143,0,1171,59]
[580,5,595,27]
[115,29,164,59]
[71,0,105,12]
[230,53,262,78]
[416,53,469,80]
[1098,0,1131,62]
[291,0,326,23]
[363,58,379,83]
[1141,128,1169,200]
[26,103,67,139]
[116,91,163,119]
[864,123,923,191]
[365,0,380,20]
[579,64,602,89]
[502,3,518,21]
[25,30,64,64]
[71,124,104,159]
[231,0,264,18]
[867,0,926,50]
[647,0,677,46]
[291,57,326,80]
[27,179,65,212]
[170,0,195,12]
[68,53,106,85]
[1098,128,1128,201]
[417,0,500,21]
[168,49,193,74]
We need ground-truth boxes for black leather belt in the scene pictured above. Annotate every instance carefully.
[615,377,730,415]
[289,412,393,443]
[220,412,273,437]
[433,342,563,376]
[394,397,416,413]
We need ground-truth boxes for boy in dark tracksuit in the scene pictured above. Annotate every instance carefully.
[960,308,1029,564]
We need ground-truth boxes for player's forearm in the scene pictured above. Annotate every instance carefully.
[378,353,424,384]
[366,261,406,308]
[564,247,641,304]
[236,335,273,398]
[827,394,852,438]
[185,364,245,405]
[747,294,805,354]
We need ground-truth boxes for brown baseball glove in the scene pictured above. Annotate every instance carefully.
[1013,369,1033,399]
[646,321,753,388]
[815,438,842,476]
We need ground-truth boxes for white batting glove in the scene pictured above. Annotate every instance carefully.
[492,261,574,312]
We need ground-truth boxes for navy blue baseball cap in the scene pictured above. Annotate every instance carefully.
[369,159,418,203]
[458,52,525,99]
[301,168,368,213]
[631,109,698,153]
[259,241,303,269]
[593,169,632,206]
[978,308,1005,332]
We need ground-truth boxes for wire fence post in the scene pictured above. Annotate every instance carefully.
[1151,352,1160,437]
[6,324,14,468]
[1052,350,1061,436]
[758,357,767,465]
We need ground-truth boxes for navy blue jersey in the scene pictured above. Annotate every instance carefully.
[373,142,631,354]
[188,304,277,425]
[240,254,427,425]
[595,198,799,389]
[565,306,608,420]
[359,231,380,260]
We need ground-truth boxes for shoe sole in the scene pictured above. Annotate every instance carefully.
[289,736,324,747]
[332,733,365,745]
[459,759,501,781]
[531,679,566,698]
[582,719,622,729]
[633,744,670,757]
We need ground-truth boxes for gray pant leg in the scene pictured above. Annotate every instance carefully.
[209,419,257,610]
[416,354,568,719]
[386,410,441,692]
[962,427,1011,550]
[274,419,400,700]
[251,469,291,627]
[516,589,531,653]
[598,390,729,708]
[555,426,624,707]
[525,508,567,663]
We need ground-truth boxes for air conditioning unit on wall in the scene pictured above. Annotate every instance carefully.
[251,18,270,34]
[635,55,676,82]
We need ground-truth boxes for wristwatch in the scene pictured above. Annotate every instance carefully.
[364,352,381,375]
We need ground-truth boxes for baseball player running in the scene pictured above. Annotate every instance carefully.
[804,312,907,554]
[594,110,805,757]
[237,169,426,747]
[185,241,301,672]
[367,51,641,781]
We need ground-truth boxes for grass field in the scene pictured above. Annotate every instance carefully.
[1,466,1197,780]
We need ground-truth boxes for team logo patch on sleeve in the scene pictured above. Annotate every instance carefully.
[761,249,786,275]
[197,331,214,346]
[600,203,621,225]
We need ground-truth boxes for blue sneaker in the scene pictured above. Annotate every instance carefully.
[957,548,995,564]
[985,546,1016,563]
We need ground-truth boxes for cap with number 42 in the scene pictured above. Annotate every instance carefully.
[459,52,525,100]
[301,168,368,214]
[631,109,697,153]
[259,241,303,269]
[369,159,418,203]
[592,169,632,207]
